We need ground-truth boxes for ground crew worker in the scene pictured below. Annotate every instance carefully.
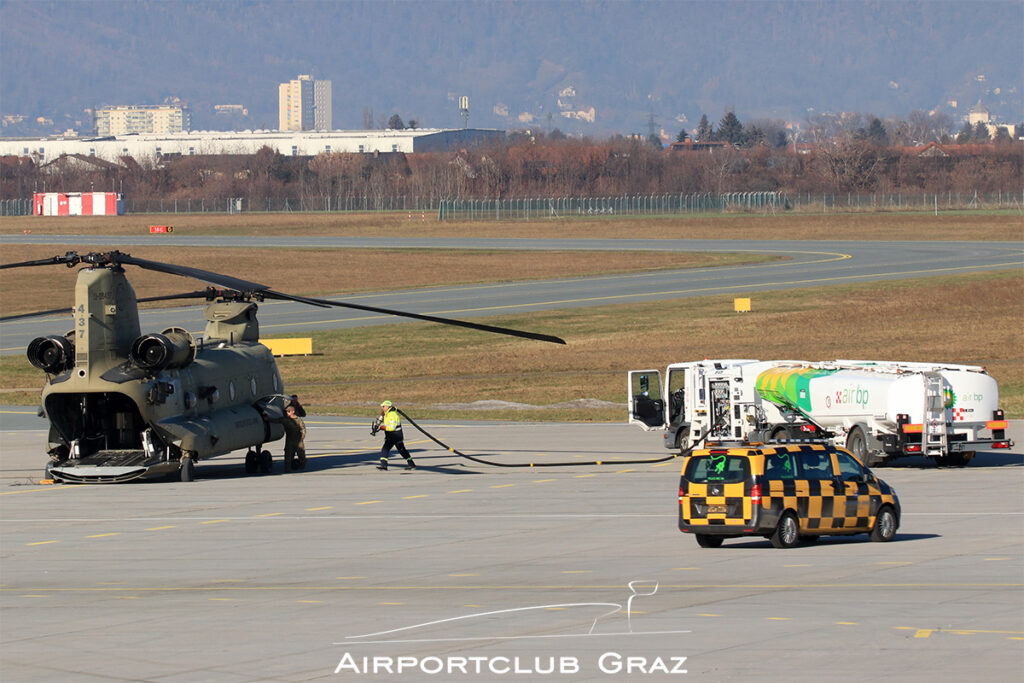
[373,400,416,470]
[281,404,306,472]
[286,394,306,418]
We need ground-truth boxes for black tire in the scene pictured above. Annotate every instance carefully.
[695,534,724,548]
[846,425,869,464]
[770,512,800,549]
[937,452,968,468]
[870,506,898,542]
[244,450,258,474]
[771,427,789,443]
[179,456,195,482]
[259,450,272,474]
[799,534,820,544]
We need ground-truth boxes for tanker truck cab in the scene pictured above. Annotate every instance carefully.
[629,360,763,451]
[678,442,901,549]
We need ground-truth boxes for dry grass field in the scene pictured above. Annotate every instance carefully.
[1,211,1021,420]
[1,209,1020,241]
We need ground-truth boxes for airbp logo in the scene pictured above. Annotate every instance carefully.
[943,387,956,409]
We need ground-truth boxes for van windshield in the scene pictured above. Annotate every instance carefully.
[685,455,750,483]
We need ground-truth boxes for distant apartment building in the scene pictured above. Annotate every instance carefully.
[279,74,331,131]
[95,105,190,136]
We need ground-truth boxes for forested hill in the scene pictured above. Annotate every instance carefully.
[1,0,1021,136]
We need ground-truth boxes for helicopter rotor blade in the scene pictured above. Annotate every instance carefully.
[0,306,73,322]
[0,255,77,270]
[299,296,567,345]
[114,254,271,292]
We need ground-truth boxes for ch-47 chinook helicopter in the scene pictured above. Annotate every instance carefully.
[1,250,564,483]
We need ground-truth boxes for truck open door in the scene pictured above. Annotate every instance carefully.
[629,369,665,430]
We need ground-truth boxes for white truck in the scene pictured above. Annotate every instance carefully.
[628,359,1013,466]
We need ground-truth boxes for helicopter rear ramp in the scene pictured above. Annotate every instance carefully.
[48,449,176,483]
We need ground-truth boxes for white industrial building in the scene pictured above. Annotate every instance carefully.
[0,128,505,164]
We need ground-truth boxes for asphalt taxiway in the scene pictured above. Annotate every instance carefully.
[1,412,1021,681]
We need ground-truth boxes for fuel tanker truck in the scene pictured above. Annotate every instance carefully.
[629,359,1013,466]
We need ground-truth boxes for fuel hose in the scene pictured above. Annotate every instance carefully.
[397,409,717,468]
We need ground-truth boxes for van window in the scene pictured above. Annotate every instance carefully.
[765,451,797,480]
[799,451,834,480]
[685,455,749,484]
[834,452,865,481]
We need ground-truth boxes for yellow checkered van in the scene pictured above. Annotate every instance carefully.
[678,442,900,548]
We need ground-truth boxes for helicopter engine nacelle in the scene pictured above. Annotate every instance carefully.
[27,335,76,374]
[130,327,197,373]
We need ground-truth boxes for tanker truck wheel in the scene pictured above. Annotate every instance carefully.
[846,426,870,463]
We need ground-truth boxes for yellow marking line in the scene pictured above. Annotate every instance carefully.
[6,582,1022,594]
[983,557,1010,561]
[673,567,699,571]
[26,540,59,546]
[698,613,720,617]
[146,526,176,531]
[115,596,140,600]
[767,617,791,621]
[651,462,675,468]
[256,512,284,517]
[306,506,333,511]
[836,622,858,626]
[354,500,381,505]
[463,604,482,608]
[402,494,428,499]
[201,519,230,525]
[616,469,635,473]
[448,489,472,494]
[378,602,404,606]
[533,479,555,483]
[209,598,234,602]
[490,484,516,488]
[914,629,933,638]
[297,600,323,604]
[1,484,84,496]
[574,474,596,479]
[86,533,120,538]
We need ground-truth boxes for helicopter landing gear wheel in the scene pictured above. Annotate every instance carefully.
[179,456,195,482]
[245,450,258,474]
[259,450,272,474]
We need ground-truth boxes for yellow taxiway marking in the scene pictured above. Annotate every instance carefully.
[26,540,59,546]
[836,622,858,626]
[115,596,140,600]
[355,500,381,505]
[209,598,234,602]
[306,506,333,511]
[402,494,428,499]
[145,526,176,531]
[490,484,516,488]
[463,604,482,608]
[574,474,596,479]
[651,462,675,468]
[533,479,555,483]
[256,512,284,517]
[983,557,1010,561]
[86,533,120,538]
[1,484,83,496]
[914,629,933,638]
[297,600,323,604]
[698,614,720,617]
[448,489,472,494]
[378,602,404,606]
[616,469,635,473]
[201,519,230,525]
[767,617,791,621]
[673,567,699,571]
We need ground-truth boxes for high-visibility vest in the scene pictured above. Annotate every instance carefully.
[383,409,402,432]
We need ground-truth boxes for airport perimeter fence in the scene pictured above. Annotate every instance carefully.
[2,191,1021,217]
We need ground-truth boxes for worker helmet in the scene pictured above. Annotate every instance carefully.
[380,400,393,408]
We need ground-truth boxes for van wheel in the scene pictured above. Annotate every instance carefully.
[799,534,819,544]
[695,534,724,548]
[771,427,789,443]
[770,512,799,548]
[870,506,897,542]
[846,426,869,463]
